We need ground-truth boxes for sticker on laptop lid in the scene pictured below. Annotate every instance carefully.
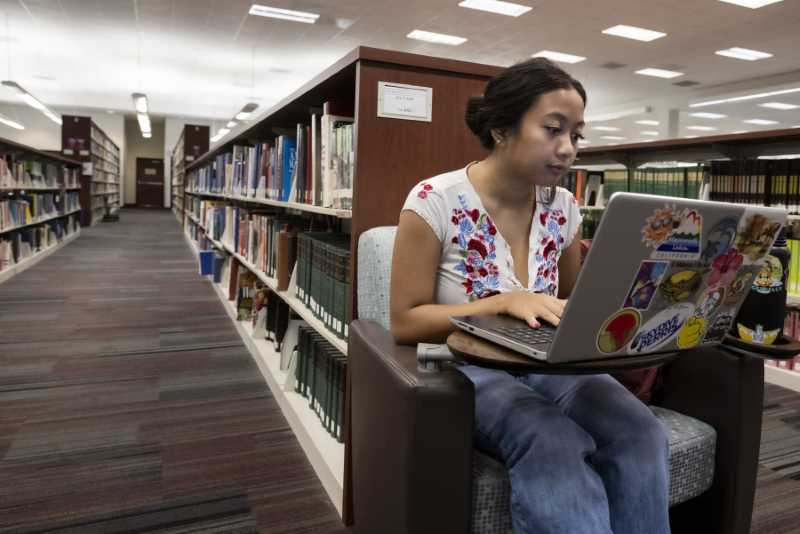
[724,267,758,305]
[677,315,707,349]
[622,260,670,310]
[735,211,782,264]
[696,286,725,319]
[642,206,703,261]
[706,247,744,290]
[627,303,694,355]
[597,308,641,354]
[658,267,707,304]
[701,217,739,265]
[703,311,735,343]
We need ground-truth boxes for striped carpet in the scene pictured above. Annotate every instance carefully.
[1,208,800,533]
[0,209,347,534]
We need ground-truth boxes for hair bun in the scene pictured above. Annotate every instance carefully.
[464,95,485,137]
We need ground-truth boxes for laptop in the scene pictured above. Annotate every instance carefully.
[451,192,787,363]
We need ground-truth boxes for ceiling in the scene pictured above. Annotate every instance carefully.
[0,0,799,145]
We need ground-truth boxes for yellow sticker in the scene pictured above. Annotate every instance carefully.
[678,315,706,349]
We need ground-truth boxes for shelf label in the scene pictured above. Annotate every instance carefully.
[79,150,90,156]
[377,81,432,122]
[63,149,74,155]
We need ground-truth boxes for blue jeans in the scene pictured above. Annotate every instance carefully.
[458,365,671,534]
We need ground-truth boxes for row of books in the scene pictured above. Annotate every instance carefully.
[565,166,706,206]
[0,193,65,231]
[709,159,800,211]
[0,154,79,190]
[186,105,355,210]
[0,214,80,272]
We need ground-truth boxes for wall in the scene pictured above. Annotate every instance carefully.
[163,117,217,207]
[123,116,166,206]
[0,102,126,203]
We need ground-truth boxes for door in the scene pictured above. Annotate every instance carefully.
[136,158,164,208]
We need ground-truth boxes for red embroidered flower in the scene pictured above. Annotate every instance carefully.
[467,238,488,258]
[417,182,433,199]
[470,209,479,223]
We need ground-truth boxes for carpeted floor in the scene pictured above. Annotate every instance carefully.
[1,208,800,533]
[0,209,347,534]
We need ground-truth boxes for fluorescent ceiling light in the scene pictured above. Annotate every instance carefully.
[684,135,699,138]
[636,68,684,79]
[0,113,24,130]
[210,133,224,143]
[591,126,621,131]
[234,102,258,121]
[458,0,532,16]
[602,24,666,42]
[600,135,626,140]
[744,118,779,125]
[687,125,718,131]
[732,130,749,133]
[759,102,799,110]
[532,50,586,64]
[218,128,230,136]
[792,125,800,128]
[248,4,319,23]
[641,131,659,136]
[718,0,783,8]
[578,139,591,144]
[137,112,151,134]
[640,139,657,143]
[143,132,152,139]
[407,29,467,45]
[585,105,652,122]
[131,93,148,113]
[758,154,800,159]
[636,120,660,125]
[2,80,61,124]
[43,110,62,125]
[690,87,800,108]
[226,121,238,128]
[715,47,773,61]
[689,112,728,119]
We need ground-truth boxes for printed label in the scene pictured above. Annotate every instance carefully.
[627,303,694,354]
[623,261,670,310]
[642,206,703,261]
[597,308,641,354]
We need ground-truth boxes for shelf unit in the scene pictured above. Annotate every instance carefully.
[170,124,209,221]
[61,115,121,226]
[0,136,83,283]
[179,46,501,523]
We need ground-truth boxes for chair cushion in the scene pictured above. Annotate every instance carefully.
[469,406,716,533]
[357,226,397,331]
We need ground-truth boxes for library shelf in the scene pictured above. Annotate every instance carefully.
[765,365,800,393]
[0,208,81,235]
[170,125,209,225]
[0,230,81,285]
[182,230,345,516]
[186,190,352,219]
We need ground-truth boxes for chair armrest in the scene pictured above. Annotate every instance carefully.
[349,320,475,534]
[655,346,764,534]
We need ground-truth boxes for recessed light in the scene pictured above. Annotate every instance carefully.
[600,135,626,140]
[759,102,799,110]
[744,118,779,125]
[758,154,800,160]
[0,113,24,130]
[718,0,783,8]
[218,128,231,135]
[248,4,319,23]
[715,47,773,61]
[690,87,800,107]
[226,121,237,128]
[687,125,718,131]
[640,139,657,143]
[602,25,666,42]
[458,0,532,17]
[641,131,659,136]
[636,68,684,79]
[532,50,586,64]
[592,126,621,131]
[689,112,728,119]
[636,120,660,126]
[407,29,467,46]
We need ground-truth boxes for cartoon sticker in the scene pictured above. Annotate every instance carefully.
[677,315,707,349]
[627,303,695,355]
[623,261,670,310]
[642,206,703,261]
[724,268,757,305]
[701,217,739,265]
[752,254,784,295]
[658,268,707,304]
[696,286,725,318]
[735,212,782,264]
[703,311,735,343]
[597,308,642,354]
[706,247,744,289]
[737,323,781,345]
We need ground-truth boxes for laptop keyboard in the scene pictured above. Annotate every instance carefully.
[492,325,556,345]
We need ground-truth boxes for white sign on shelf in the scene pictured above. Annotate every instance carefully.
[79,149,90,156]
[377,81,432,122]
[82,162,93,176]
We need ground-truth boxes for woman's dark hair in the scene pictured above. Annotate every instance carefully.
[465,57,586,150]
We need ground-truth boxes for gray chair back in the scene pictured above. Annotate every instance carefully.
[356,226,397,330]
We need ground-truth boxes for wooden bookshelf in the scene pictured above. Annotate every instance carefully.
[179,46,501,524]
[0,136,83,283]
[61,115,121,225]
[170,124,209,221]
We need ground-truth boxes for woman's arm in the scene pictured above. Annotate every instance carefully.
[557,236,582,299]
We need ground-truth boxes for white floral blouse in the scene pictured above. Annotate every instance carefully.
[401,165,583,305]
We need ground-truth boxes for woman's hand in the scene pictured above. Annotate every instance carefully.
[498,291,567,328]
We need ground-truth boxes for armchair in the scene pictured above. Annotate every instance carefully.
[350,227,764,534]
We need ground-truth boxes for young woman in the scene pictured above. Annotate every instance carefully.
[390,58,671,534]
